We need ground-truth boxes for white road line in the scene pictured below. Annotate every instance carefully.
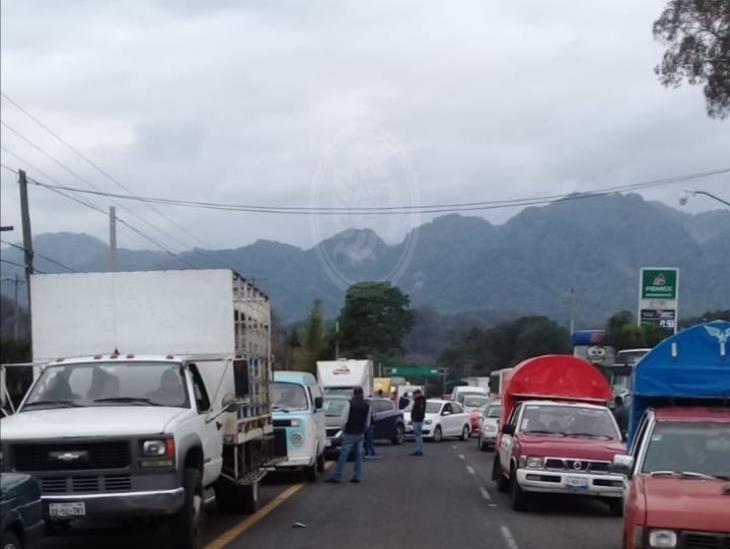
[501,525,519,549]
[466,465,475,475]
[458,454,465,460]
[479,486,492,501]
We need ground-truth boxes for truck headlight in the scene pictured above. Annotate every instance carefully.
[290,432,305,448]
[140,438,175,468]
[519,456,544,469]
[648,530,677,548]
[290,419,301,427]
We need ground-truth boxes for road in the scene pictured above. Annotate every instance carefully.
[39,439,622,549]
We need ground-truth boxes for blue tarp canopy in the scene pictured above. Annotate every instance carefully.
[627,321,730,445]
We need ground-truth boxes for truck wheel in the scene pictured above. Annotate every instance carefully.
[493,457,509,493]
[168,468,204,549]
[392,424,405,445]
[510,471,528,511]
[2,531,22,549]
[433,426,443,442]
[608,498,623,516]
[316,451,326,472]
[461,425,470,441]
[304,462,318,482]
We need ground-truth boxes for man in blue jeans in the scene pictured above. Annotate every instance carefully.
[327,386,371,483]
[410,389,426,456]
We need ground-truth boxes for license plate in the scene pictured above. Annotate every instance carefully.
[49,502,86,519]
[565,476,589,490]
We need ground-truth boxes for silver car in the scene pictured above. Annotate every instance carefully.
[478,401,502,451]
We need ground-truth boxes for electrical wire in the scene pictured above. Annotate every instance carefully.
[0,257,45,273]
[0,239,76,272]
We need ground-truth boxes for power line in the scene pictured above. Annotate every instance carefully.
[1,93,236,268]
[0,238,76,272]
[0,257,45,273]
[17,167,730,215]
[0,161,197,269]
[0,123,199,254]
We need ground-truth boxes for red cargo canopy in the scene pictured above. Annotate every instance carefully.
[501,354,612,425]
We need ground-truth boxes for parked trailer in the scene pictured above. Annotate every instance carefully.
[0,270,283,549]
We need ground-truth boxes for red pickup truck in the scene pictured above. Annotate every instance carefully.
[492,354,625,514]
[611,321,730,549]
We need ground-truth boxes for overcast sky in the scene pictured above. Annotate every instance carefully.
[1,0,728,252]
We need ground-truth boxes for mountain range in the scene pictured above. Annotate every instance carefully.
[1,192,729,326]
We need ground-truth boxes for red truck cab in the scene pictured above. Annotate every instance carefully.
[492,354,625,513]
[611,321,730,549]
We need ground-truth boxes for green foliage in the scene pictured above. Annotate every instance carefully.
[293,300,328,373]
[604,311,672,351]
[653,0,730,118]
[438,316,570,378]
[338,282,414,360]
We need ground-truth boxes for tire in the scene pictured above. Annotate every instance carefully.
[493,457,509,493]
[168,468,204,549]
[2,531,22,549]
[479,436,488,452]
[316,451,326,472]
[461,425,470,441]
[608,498,623,517]
[510,469,528,511]
[432,425,443,443]
[392,423,405,445]
[215,480,258,515]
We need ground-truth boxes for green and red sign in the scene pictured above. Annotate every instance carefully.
[641,269,678,300]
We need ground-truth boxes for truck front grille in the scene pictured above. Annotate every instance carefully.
[13,441,130,471]
[543,458,611,473]
[680,532,730,549]
[39,474,132,495]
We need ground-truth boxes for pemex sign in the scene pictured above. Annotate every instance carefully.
[638,267,679,334]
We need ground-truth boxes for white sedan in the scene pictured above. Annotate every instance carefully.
[404,399,471,442]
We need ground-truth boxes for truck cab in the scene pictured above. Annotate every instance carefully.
[492,354,625,514]
[271,371,326,480]
[611,321,730,549]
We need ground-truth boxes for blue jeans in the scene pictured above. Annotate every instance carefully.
[332,433,364,481]
[364,425,378,456]
[413,422,424,453]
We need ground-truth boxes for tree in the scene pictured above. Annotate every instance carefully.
[295,300,327,373]
[653,0,730,118]
[338,282,414,360]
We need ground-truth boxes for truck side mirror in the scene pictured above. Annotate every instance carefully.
[502,424,515,436]
[222,395,238,413]
[609,454,634,477]
[314,396,323,409]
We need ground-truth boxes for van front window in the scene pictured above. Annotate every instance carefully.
[270,382,309,411]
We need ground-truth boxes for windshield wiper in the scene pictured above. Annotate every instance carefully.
[650,470,719,480]
[93,397,162,406]
[271,406,290,413]
[570,432,614,439]
[523,430,566,436]
[23,399,81,409]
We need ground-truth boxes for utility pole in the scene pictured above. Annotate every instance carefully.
[13,274,20,340]
[334,320,340,359]
[109,206,118,272]
[18,170,33,340]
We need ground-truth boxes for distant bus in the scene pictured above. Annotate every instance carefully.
[489,368,513,398]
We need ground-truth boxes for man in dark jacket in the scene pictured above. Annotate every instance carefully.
[398,392,410,410]
[612,395,629,438]
[410,389,426,456]
[327,387,371,483]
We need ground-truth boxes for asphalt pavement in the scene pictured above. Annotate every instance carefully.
[39,438,622,549]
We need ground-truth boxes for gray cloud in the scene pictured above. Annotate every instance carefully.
[1,0,728,252]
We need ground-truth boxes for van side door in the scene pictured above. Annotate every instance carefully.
[309,383,326,456]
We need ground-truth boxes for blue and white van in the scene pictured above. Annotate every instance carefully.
[271,371,327,480]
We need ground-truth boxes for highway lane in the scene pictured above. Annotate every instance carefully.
[38,438,622,549]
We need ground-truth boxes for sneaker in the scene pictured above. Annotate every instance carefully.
[326,478,340,484]
[410,451,423,456]
[371,455,382,460]
[350,478,361,484]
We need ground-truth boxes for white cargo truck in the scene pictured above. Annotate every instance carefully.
[0,270,283,549]
[316,359,374,396]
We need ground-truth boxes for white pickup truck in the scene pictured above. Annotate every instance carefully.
[0,270,283,549]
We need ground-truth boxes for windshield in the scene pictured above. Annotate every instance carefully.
[23,362,188,410]
[456,391,483,404]
[464,396,489,408]
[270,382,309,411]
[641,422,730,478]
[485,404,502,418]
[520,405,620,439]
[323,397,348,417]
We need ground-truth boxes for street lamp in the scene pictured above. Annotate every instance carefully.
[679,189,730,207]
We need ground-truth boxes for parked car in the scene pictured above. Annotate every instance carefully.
[323,396,406,454]
[478,401,502,451]
[404,399,471,442]
[1,473,44,549]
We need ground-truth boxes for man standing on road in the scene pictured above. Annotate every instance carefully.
[612,395,629,437]
[398,392,410,410]
[410,389,426,456]
[327,386,371,484]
